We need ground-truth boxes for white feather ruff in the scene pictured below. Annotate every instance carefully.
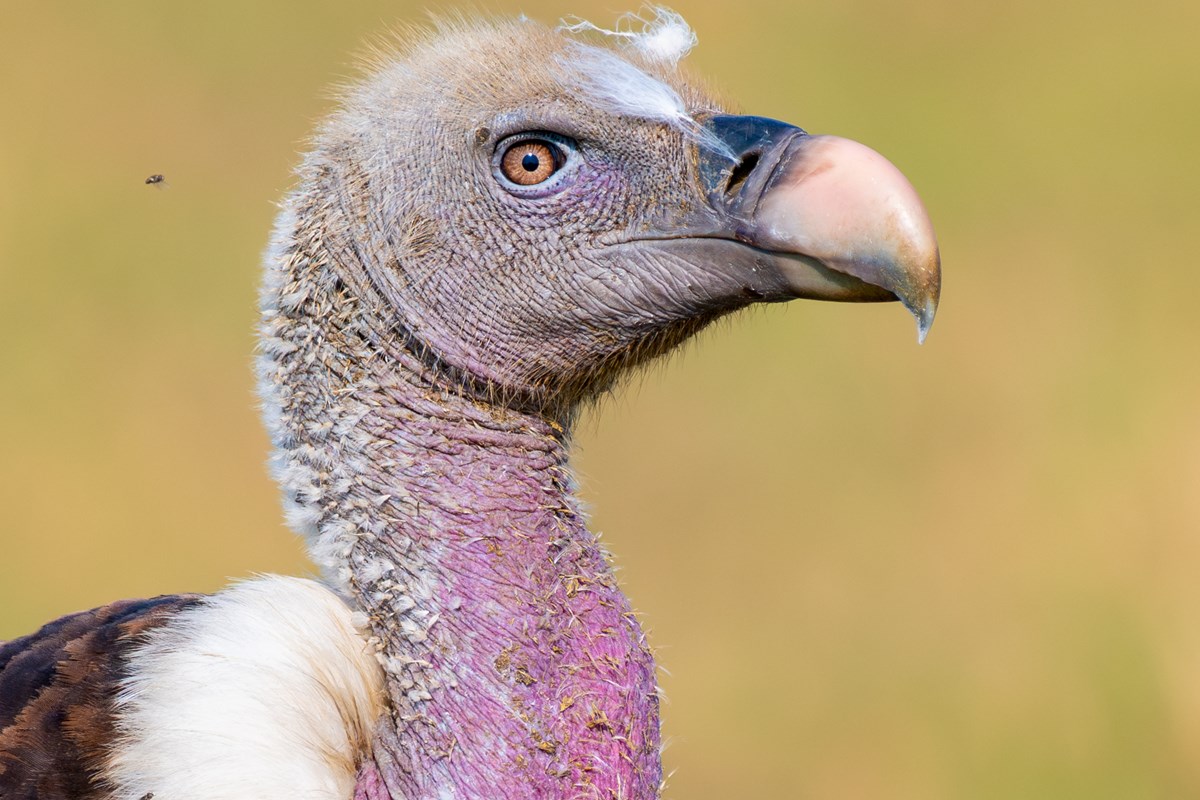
[107,576,385,800]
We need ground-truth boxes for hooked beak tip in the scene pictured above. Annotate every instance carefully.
[895,248,940,344]
[914,293,937,345]
[747,134,942,343]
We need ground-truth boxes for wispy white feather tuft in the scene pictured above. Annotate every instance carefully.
[561,6,697,65]
[107,576,385,800]
[559,11,735,160]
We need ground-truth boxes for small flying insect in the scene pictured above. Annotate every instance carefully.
[144,174,166,187]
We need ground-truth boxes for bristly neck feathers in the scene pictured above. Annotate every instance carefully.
[259,186,661,798]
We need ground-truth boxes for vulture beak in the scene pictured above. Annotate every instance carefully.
[698,116,941,342]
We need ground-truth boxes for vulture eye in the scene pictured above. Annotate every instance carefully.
[502,142,557,185]
[493,133,576,195]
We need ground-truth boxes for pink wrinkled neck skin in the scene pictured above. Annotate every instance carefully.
[344,371,662,799]
[354,761,390,800]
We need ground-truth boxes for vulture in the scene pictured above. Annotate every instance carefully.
[0,10,939,800]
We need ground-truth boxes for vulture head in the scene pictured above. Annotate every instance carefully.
[270,12,939,419]
[252,10,941,799]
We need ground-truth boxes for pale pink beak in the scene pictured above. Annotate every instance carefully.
[751,135,942,342]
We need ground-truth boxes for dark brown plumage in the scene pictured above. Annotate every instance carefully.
[0,595,202,799]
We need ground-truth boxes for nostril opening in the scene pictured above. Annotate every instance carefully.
[724,151,760,197]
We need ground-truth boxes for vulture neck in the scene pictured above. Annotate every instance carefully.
[260,224,662,798]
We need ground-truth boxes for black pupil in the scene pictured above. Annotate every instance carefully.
[521,153,540,171]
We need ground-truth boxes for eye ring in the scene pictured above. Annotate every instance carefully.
[492,132,577,197]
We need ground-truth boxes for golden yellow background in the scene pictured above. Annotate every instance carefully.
[2,1,1198,796]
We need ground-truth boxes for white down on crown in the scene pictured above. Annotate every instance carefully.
[559,9,735,159]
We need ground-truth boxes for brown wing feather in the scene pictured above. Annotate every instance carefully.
[0,595,204,800]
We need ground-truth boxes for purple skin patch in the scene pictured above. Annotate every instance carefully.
[346,378,660,798]
[354,761,390,800]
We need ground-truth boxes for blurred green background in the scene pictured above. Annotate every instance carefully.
[2,1,1198,797]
